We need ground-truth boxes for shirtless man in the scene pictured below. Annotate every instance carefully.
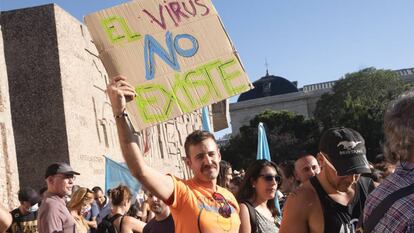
[280,127,374,233]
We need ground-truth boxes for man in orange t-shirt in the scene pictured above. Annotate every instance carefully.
[107,76,240,233]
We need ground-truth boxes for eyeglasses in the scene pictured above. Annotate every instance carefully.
[54,174,76,180]
[212,192,231,218]
[259,174,281,183]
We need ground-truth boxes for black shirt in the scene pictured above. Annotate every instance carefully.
[7,208,38,233]
[143,214,174,233]
[310,176,372,233]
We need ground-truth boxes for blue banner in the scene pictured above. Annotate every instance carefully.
[105,156,141,198]
[256,122,282,217]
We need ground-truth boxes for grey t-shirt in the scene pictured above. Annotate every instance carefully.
[37,193,75,233]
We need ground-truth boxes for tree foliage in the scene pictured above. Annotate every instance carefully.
[314,67,412,161]
[221,110,320,169]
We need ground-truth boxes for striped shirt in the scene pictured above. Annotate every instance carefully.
[363,162,414,233]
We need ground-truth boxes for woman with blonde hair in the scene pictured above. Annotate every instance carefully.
[106,185,146,233]
[67,187,94,233]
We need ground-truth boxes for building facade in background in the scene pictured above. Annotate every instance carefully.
[230,69,414,135]
[0,4,209,206]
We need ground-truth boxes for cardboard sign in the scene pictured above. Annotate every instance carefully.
[85,0,252,130]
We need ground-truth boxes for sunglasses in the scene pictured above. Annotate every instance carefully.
[212,192,231,218]
[259,174,281,183]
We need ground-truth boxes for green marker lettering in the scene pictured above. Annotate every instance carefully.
[172,72,196,111]
[135,84,175,123]
[218,59,248,95]
[183,60,221,106]
[101,16,142,44]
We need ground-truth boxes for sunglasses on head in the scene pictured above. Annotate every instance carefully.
[212,192,231,218]
[259,174,281,183]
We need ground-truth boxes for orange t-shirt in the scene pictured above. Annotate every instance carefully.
[167,175,240,233]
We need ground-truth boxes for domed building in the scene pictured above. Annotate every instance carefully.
[237,71,299,102]
[230,71,335,135]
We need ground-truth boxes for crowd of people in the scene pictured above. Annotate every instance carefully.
[0,76,413,233]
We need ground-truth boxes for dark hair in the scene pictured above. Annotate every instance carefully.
[92,186,103,193]
[184,130,216,157]
[18,187,40,204]
[127,202,140,218]
[107,189,112,197]
[230,176,243,186]
[111,185,132,206]
[279,160,295,179]
[236,159,281,217]
[39,187,47,196]
[217,160,232,188]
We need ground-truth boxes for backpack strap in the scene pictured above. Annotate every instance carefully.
[108,214,123,223]
[119,215,125,233]
[364,184,414,233]
[242,201,258,233]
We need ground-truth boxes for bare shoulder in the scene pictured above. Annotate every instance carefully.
[279,181,320,233]
[123,216,146,231]
[238,203,251,233]
[239,203,249,214]
[287,181,319,205]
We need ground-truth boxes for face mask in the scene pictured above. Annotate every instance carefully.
[28,203,39,213]
[81,205,91,215]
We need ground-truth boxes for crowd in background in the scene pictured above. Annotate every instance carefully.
[0,79,412,233]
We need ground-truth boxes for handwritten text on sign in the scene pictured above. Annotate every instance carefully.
[85,0,252,129]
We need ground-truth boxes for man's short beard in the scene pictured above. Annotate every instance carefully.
[151,205,162,214]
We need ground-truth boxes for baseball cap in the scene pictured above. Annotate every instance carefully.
[18,187,41,206]
[319,127,371,176]
[45,162,80,178]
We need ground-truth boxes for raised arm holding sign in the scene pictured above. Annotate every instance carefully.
[87,1,252,231]
[107,75,241,233]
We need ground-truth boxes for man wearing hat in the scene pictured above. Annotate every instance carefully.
[7,187,41,233]
[37,162,80,233]
[280,127,375,233]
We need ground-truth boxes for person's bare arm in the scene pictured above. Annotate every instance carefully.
[85,219,97,229]
[107,75,174,201]
[238,203,251,233]
[279,188,311,233]
[0,205,12,233]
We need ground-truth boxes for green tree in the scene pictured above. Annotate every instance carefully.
[314,67,412,161]
[221,110,320,169]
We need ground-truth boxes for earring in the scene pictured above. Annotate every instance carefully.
[252,185,255,188]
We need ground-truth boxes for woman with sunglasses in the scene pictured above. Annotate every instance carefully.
[67,187,95,233]
[105,185,146,233]
[237,160,281,233]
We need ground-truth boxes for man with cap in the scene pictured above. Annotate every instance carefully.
[280,127,375,233]
[7,187,41,233]
[37,162,80,233]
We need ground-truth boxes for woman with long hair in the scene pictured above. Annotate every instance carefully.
[107,185,146,233]
[217,160,233,189]
[237,160,281,233]
[67,187,95,233]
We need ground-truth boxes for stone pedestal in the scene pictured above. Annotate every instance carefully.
[1,4,205,193]
[0,23,19,208]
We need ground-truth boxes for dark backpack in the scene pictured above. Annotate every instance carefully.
[97,214,124,233]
